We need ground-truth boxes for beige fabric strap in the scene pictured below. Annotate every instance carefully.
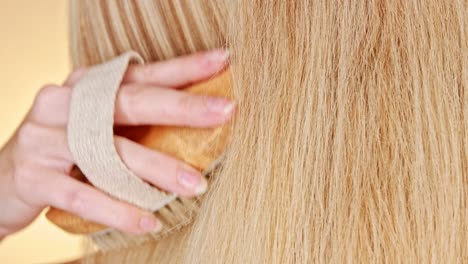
[67,51,176,211]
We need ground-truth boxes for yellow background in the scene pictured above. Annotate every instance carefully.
[0,1,85,263]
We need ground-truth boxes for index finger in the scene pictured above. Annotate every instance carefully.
[122,48,229,88]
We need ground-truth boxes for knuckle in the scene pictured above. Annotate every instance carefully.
[13,162,35,184]
[140,65,157,81]
[159,162,183,193]
[177,95,217,125]
[140,151,164,172]
[114,209,140,233]
[118,85,142,125]
[11,162,41,200]
[64,189,88,215]
[16,122,42,147]
[35,84,61,106]
[178,94,201,114]
[32,84,62,115]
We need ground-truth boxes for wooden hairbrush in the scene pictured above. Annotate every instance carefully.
[45,69,233,250]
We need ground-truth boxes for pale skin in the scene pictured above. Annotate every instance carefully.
[0,49,234,239]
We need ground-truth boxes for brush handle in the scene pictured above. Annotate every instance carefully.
[45,70,232,234]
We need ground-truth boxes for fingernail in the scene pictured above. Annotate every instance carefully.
[206,49,230,63]
[178,169,208,195]
[207,97,235,115]
[139,216,162,233]
[195,177,208,195]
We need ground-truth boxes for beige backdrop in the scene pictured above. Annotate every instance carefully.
[0,1,85,263]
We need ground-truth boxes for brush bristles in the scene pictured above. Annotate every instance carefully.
[90,197,201,251]
[88,156,224,251]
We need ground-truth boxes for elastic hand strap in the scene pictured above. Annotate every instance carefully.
[67,51,176,211]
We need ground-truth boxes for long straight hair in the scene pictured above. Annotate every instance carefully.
[70,0,467,262]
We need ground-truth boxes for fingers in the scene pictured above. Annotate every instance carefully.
[31,65,234,128]
[16,122,209,199]
[13,122,206,233]
[115,84,235,126]
[14,122,73,171]
[65,49,229,89]
[114,136,207,198]
[30,83,234,127]
[122,49,229,87]
[39,170,162,234]
[28,84,71,126]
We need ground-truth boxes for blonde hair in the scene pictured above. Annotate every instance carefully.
[70,0,467,262]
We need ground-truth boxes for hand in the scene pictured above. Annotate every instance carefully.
[0,49,234,237]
